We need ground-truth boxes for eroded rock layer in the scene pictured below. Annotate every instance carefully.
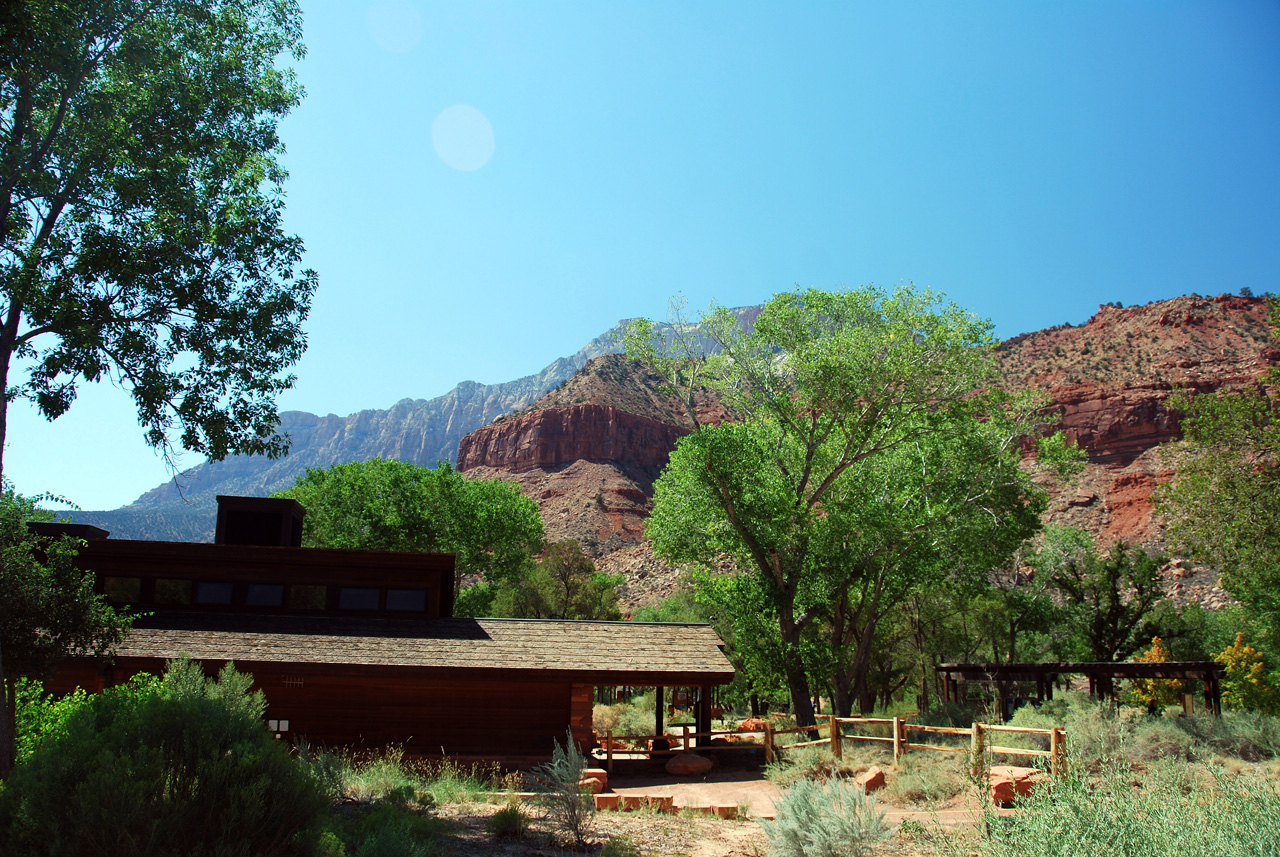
[459,294,1278,609]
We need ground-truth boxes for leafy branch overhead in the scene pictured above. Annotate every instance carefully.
[0,0,316,474]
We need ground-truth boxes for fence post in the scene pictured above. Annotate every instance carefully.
[765,723,775,764]
[969,722,984,779]
[682,725,690,751]
[892,716,902,762]
[829,715,841,759]
[606,729,614,777]
[1050,727,1063,778]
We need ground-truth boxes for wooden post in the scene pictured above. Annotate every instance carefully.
[1050,727,1063,778]
[682,725,690,751]
[697,684,713,747]
[969,722,984,779]
[892,716,903,762]
[654,686,665,740]
[829,715,841,759]
[606,729,614,776]
[765,723,775,764]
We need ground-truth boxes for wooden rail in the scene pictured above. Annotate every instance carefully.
[602,717,1066,777]
[760,715,1067,776]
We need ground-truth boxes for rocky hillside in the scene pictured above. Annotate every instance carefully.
[74,307,761,540]
[71,321,638,539]
[457,294,1278,609]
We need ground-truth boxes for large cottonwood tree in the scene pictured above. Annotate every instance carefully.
[0,0,316,479]
[627,285,1064,722]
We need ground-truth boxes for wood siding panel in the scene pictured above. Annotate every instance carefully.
[52,659,574,758]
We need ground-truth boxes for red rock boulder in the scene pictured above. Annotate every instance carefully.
[988,765,1047,807]
[665,752,714,777]
[854,766,886,794]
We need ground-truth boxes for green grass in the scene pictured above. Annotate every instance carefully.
[970,759,1280,857]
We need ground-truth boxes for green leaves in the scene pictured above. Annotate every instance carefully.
[1158,299,1280,647]
[630,284,1047,716]
[273,459,545,585]
[1,0,315,468]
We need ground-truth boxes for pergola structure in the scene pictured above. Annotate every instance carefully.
[936,661,1226,719]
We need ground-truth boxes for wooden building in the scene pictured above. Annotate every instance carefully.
[44,497,735,762]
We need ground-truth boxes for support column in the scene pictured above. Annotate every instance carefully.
[654,686,664,741]
[697,685,712,748]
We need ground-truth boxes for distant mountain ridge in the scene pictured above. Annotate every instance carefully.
[70,309,759,540]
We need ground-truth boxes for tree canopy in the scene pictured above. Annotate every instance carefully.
[272,458,545,587]
[0,0,316,478]
[1158,330,1280,649]
[627,285,1071,720]
[0,485,131,775]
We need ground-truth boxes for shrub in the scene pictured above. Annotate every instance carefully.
[600,835,645,857]
[974,758,1280,857]
[1131,719,1197,762]
[0,658,328,857]
[1216,633,1280,714]
[1172,711,1280,761]
[761,777,888,857]
[485,800,530,839]
[882,754,966,806]
[764,745,858,789]
[594,702,622,734]
[527,730,595,846]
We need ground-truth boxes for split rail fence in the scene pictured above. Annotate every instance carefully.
[602,716,1067,778]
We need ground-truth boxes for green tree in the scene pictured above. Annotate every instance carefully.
[627,285,1064,721]
[491,541,623,621]
[1158,306,1280,646]
[274,458,544,594]
[0,0,316,480]
[1041,528,1166,662]
[0,485,132,776]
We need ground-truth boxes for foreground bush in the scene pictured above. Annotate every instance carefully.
[975,758,1280,857]
[762,777,887,857]
[527,731,595,846]
[0,659,327,857]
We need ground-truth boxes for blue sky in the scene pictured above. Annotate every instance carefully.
[9,0,1280,511]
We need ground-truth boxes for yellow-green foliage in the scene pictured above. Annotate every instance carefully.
[1126,636,1183,710]
[1216,633,1280,715]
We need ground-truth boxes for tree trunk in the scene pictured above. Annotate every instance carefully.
[0,294,24,482]
[0,642,14,777]
[832,670,855,719]
[777,605,816,727]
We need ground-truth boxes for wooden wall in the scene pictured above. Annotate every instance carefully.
[46,658,591,760]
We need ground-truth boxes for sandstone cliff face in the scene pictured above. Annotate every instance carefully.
[1000,294,1276,555]
[457,404,690,483]
[456,294,1277,609]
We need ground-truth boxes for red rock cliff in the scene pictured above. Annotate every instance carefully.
[456,403,689,479]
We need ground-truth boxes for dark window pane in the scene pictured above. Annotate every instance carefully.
[155,579,192,605]
[386,589,426,612]
[339,587,379,610]
[246,584,284,607]
[289,585,327,610]
[195,581,234,605]
[104,577,141,603]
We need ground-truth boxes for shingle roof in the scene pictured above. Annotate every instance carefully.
[115,614,735,684]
